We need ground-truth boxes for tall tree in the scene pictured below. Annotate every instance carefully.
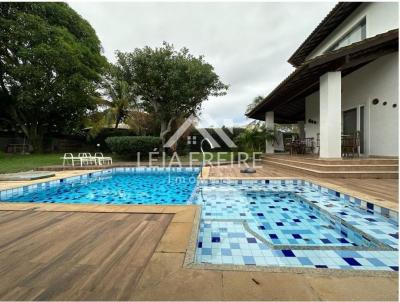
[0,3,106,151]
[99,64,137,129]
[116,42,228,146]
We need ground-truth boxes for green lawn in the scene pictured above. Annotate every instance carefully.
[0,153,63,174]
[0,151,252,174]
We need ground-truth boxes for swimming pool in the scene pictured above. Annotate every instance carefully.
[0,168,398,271]
[0,168,199,205]
[190,179,398,271]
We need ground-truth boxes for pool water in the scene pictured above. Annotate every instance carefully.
[1,169,199,205]
[195,189,377,249]
[190,180,398,271]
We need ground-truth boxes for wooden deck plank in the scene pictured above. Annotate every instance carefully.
[0,210,172,300]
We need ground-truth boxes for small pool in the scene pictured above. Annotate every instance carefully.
[0,168,398,272]
[190,180,398,271]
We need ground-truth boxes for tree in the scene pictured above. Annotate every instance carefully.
[246,95,264,114]
[126,111,159,136]
[116,42,228,146]
[0,3,106,151]
[235,121,275,153]
[99,64,137,129]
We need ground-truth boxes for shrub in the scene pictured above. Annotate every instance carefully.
[87,128,138,151]
[105,136,161,156]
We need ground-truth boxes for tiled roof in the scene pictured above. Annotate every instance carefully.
[288,2,362,67]
[247,29,399,122]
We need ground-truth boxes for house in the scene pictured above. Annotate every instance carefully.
[246,2,399,158]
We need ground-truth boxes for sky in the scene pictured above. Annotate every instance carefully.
[69,1,335,127]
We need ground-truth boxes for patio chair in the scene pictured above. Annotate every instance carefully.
[94,153,113,165]
[284,138,294,155]
[78,153,97,165]
[302,137,315,154]
[61,153,86,167]
[341,132,360,158]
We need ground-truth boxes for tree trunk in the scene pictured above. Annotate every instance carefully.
[28,126,44,153]
[160,120,168,147]
[159,118,174,148]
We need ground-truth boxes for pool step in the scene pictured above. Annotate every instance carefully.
[262,156,398,172]
[262,156,398,179]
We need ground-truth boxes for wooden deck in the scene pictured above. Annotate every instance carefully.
[0,210,172,300]
[207,164,399,209]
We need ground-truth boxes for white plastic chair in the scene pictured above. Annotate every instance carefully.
[61,153,85,167]
[94,152,113,165]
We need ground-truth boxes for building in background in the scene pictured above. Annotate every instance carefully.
[247,2,399,158]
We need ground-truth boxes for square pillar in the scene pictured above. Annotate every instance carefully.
[298,121,305,140]
[265,111,274,154]
[319,71,341,158]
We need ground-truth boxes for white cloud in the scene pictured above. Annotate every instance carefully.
[69,1,335,127]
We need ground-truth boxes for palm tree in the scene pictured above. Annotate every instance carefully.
[246,95,264,114]
[236,121,276,153]
[99,64,137,129]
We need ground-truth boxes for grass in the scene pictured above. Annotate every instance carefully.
[0,153,63,174]
[0,151,254,174]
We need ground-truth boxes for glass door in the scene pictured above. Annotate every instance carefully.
[343,108,357,135]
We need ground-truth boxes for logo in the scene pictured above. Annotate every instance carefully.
[164,114,237,148]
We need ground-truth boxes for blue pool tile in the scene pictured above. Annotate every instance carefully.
[367,258,385,266]
[221,248,232,256]
[211,237,220,243]
[342,257,362,266]
[298,257,313,265]
[246,238,257,243]
[243,256,256,265]
[282,250,295,257]
[201,248,212,256]
[230,243,240,249]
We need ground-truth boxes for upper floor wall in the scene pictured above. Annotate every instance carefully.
[306,2,399,60]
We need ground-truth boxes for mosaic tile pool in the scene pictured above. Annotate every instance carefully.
[0,169,398,272]
[189,180,399,272]
[0,168,199,205]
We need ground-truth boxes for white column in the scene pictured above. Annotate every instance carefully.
[319,71,342,158]
[298,121,305,140]
[265,111,274,154]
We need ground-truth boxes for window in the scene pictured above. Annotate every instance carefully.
[328,18,366,52]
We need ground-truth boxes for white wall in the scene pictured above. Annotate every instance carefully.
[304,52,399,157]
[304,91,319,150]
[342,53,398,157]
[307,2,399,59]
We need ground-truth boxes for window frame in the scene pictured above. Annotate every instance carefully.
[326,17,367,53]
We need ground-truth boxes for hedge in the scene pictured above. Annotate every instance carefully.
[87,128,138,151]
[105,136,161,156]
